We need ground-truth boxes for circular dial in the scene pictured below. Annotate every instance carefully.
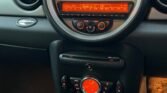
[81,77,101,93]
[43,0,148,42]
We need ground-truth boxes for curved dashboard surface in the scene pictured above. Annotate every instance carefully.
[0,0,167,74]
[44,0,149,42]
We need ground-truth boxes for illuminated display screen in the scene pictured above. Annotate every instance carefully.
[149,77,167,93]
[61,2,130,14]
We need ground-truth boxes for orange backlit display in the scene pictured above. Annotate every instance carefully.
[61,2,129,13]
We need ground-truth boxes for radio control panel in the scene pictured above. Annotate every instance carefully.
[72,19,113,33]
[54,1,134,34]
[61,76,123,93]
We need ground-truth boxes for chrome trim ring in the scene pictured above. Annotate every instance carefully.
[157,0,167,7]
[44,0,146,42]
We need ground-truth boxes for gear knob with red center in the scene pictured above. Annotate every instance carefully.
[81,77,101,93]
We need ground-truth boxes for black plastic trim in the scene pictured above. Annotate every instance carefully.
[153,0,167,13]
[0,43,49,64]
[0,16,60,48]
[15,0,41,10]
[0,17,167,74]
[59,52,124,68]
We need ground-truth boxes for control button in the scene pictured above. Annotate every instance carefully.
[76,21,85,30]
[97,22,106,31]
[105,21,111,26]
[116,81,123,93]
[61,75,69,89]
[70,78,81,92]
[86,25,96,33]
[81,77,101,93]
[101,81,114,93]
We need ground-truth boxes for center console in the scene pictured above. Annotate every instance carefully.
[43,0,149,93]
[50,41,144,93]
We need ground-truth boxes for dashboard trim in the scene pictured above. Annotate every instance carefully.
[148,8,167,20]
[0,0,45,17]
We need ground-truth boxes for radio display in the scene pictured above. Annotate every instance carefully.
[61,2,130,14]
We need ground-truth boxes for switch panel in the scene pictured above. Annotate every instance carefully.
[61,76,121,93]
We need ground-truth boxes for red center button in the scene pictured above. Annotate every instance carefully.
[81,77,101,93]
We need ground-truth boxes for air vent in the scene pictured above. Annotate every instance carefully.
[15,0,41,10]
[154,0,167,13]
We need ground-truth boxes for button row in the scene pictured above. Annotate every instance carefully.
[73,19,113,33]
[61,76,123,93]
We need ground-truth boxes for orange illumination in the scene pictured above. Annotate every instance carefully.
[82,79,100,93]
[149,77,167,93]
[61,2,129,13]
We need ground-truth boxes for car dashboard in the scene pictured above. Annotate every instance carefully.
[0,0,167,93]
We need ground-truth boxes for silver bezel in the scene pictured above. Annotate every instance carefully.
[157,0,167,7]
[45,0,142,42]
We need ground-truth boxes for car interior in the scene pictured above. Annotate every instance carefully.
[0,0,167,93]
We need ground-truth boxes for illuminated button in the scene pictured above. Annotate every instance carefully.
[61,75,68,89]
[116,81,123,93]
[101,81,114,93]
[81,77,101,93]
[97,22,106,31]
[76,21,85,30]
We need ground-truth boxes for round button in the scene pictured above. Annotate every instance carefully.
[86,25,96,33]
[76,21,85,30]
[97,22,106,31]
[81,77,101,93]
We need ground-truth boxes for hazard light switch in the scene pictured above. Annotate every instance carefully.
[81,77,101,93]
